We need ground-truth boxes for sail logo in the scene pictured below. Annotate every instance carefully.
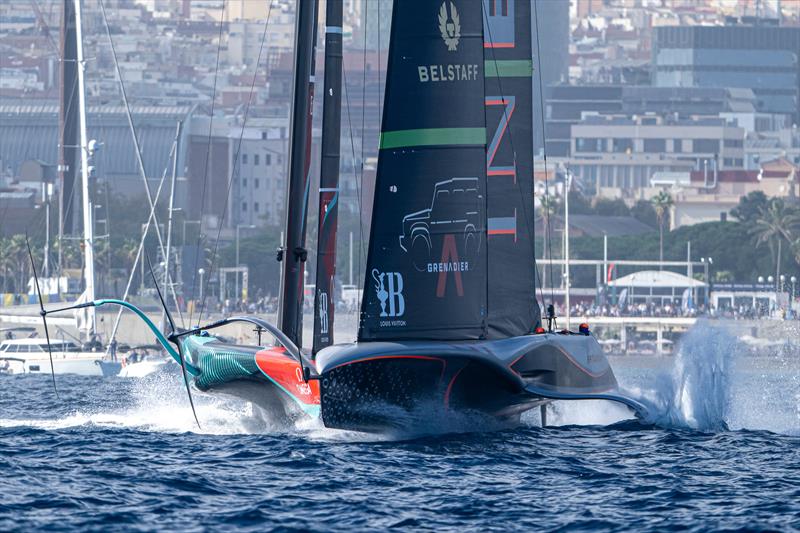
[372,269,405,319]
[318,290,329,335]
[295,367,312,396]
[438,1,460,52]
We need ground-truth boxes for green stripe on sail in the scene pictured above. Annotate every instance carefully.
[379,128,486,149]
[484,59,533,78]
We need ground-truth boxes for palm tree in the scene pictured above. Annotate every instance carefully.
[0,237,12,293]
[752,199,800,291]
[651,191,674,267]
[7,235,29,293]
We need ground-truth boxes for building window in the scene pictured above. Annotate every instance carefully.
[254,202,260,213]
[243,178,247,187]
[254,179,260,189]
[254,154,260,165]
[724,139,743,148]
[643,139,666,153]
[673,139,683,153]
[612,138,633,153]
[621,166,632,188]
[242,154,248,164]
[266,154,272,165]
[576,138,604,153]
[261,131,267,140]
[242,202,247,212]
[694,139,720,154]
[601,166,612,187]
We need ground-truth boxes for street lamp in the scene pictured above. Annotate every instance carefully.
[791,276,797,299]
[198,268,205,302]
[700,257,713,307]
[767,275,775,314]
[236,224,256,301]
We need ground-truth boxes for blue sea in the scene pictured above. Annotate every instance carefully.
[1,325,798,531]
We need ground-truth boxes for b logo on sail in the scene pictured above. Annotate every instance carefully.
[372,269,405,318]
[318,291,329,335]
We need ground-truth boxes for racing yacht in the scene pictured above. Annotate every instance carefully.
[34,0,647,432]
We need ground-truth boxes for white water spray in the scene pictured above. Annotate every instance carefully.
[541,321,799,434]
[630,324,734,431]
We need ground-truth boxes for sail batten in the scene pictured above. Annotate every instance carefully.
[379,128,486,149]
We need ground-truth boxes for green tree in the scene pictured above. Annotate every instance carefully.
[630,200,657,228]
[0,237,12,292]
[7,235,28,292]
[751,198,800,288]
[731,191,769,225]
[567,189,593,215]
[594,198,629,217]
[651,191,674,265]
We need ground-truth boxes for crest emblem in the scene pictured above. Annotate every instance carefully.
[438,1,460,52]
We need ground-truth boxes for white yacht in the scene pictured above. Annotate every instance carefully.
[0,338,118,376]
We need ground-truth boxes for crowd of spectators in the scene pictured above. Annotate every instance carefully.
[566,302,704,318]
[204,296,789,321]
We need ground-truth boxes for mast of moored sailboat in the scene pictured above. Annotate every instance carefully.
[58,0,79,289]
[74,0,96,340]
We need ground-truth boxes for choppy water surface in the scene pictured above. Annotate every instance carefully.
[1,324,799,531]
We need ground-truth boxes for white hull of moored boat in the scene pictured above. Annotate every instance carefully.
[0,354,106,376]
[0,339,112,377]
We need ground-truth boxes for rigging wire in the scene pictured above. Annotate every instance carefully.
[28,0,59,56]
[377,0,382,132]
[56,52,81,254]
[188,0,227,327]
[532,0,556,308]
[196,0,276,325]
[105,137,179,352]
[356,0,368,308]
[341,68,365,296]
[481,4,546,322]
[99,0,183,319]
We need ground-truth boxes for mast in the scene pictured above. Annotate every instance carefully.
[74,0,95,338]
[58,0,79,275]
[278,0,320,348]
[162,120,182,334]
[312,0,344,355]
[564,170,571,330]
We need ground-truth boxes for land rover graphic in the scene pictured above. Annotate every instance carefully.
[398,177,483,271]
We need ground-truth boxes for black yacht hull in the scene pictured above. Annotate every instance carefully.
[315,333,646,432]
